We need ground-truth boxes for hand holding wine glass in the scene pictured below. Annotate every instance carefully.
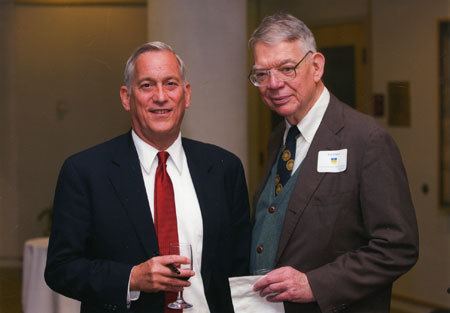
[129,253,192,294]
[168,243,193,309]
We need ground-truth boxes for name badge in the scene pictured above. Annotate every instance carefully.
[317,149,347,173]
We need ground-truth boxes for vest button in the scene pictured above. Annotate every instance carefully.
[256,245,264,254]
[268,206,276,213]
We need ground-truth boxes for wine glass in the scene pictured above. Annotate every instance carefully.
[167,243,193,309]
[253,268,271,276]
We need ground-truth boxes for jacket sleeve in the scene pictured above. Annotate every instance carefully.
[44,158,133,310]
[306,127,419,312]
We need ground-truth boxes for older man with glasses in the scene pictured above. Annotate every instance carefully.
[248,13,419,313]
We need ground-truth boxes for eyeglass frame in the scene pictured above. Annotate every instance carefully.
[248,50,313,87]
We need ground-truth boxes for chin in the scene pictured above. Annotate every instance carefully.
[273,107,295,118]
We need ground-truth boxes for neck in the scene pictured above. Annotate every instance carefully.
[287,82,324,125]
[133,129,179,151]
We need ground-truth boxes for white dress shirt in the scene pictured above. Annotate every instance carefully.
[283,87,330,173]
[129,130,211,312]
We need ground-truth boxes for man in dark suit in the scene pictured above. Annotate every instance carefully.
[249,13,419,313]
[45,41,251,313]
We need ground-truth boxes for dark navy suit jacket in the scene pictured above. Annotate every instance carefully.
[45,132,251,313]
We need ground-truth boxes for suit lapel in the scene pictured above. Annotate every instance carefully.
[253,123,285,210]
[275,95,345,262]
[108,132,158,258]
[182,139,219,284]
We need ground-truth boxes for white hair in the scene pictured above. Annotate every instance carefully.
[249,12,317,53]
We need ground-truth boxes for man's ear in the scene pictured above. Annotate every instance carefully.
[119,85,131,111]
[184,82,192,109]
[311,52,325,83]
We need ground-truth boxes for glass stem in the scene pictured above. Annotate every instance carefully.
[177,290,183,302]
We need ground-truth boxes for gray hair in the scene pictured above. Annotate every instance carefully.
[249,13,317,53]
[123,41,187,89]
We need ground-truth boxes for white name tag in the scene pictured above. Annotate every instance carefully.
[317,149,347,173]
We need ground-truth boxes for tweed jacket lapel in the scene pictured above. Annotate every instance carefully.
[252,122,285,212]
[274,94,346,262]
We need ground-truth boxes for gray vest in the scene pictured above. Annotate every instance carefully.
[250,157,300,273]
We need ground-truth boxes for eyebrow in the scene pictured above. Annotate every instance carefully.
[136,75,181,84]
[252,59,298,70]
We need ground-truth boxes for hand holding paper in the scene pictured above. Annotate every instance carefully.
[253,266,315,303]
[229,275,284,313]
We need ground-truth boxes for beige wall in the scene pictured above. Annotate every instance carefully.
[0,3,147,264]
[147,0,248,168]
[372,0,450,308]
[258,0,369,26]
[0,1,20,266]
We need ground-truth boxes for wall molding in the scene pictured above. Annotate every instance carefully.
[15,0,145,5]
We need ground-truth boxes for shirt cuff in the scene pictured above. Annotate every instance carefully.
[127,268,140,308]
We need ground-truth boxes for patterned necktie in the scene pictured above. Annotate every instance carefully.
[275,126,300,195]
[154,151,179,312]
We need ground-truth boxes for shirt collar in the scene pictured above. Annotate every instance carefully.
[131,130,184,175]
[284,87,330,144]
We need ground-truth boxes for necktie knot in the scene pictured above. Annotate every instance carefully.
[157,151,169,165]
[286,126,300,144]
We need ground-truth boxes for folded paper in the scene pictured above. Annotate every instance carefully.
[228,275,285,313]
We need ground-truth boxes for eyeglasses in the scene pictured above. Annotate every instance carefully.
[248,50,313,87]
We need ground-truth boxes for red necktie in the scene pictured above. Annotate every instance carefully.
[154,151,179,312]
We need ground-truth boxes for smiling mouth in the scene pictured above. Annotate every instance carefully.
[150,109,172,114]
[270,95,291,105]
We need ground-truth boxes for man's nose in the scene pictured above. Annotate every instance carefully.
[153,84,168,103]
[267,71,284,89]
